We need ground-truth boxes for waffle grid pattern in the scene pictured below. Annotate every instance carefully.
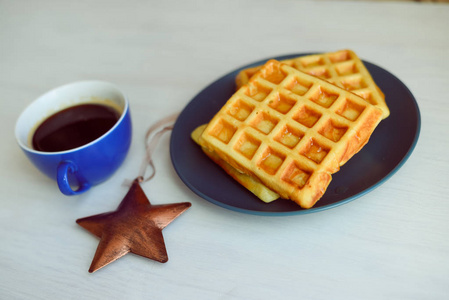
[236,50,389,119]
[202,60,383,208]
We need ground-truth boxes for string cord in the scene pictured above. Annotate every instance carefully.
[135,113,179,183]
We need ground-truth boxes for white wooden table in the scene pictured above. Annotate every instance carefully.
[1,1,448,299]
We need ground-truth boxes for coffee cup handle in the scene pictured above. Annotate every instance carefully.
[57,161,90,195]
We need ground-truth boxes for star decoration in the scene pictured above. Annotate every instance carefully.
[76,179,191,273]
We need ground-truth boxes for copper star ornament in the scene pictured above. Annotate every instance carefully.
[76,179,191,273]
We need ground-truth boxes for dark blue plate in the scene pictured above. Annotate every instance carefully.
[170,54,421,216]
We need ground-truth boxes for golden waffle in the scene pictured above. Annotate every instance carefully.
[199,59,383,208]
[236,50,389,119]
[192,124,280,203]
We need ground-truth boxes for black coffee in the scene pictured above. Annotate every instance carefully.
[32,103,121,152]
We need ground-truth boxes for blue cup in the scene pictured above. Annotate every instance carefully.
[15,81,132,195]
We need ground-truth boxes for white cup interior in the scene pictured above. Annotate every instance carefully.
[15,81,127,153]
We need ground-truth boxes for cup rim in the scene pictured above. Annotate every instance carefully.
[15,80,129,156]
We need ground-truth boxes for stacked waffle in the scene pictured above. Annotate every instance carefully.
[192,50,386,208]
[236,50,389,119]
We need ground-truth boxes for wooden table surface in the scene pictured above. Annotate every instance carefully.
[1,0,448,299]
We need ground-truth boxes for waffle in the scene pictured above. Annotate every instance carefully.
[199,59,383,208]
[235,50,389,119]
[192,124,280,203]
